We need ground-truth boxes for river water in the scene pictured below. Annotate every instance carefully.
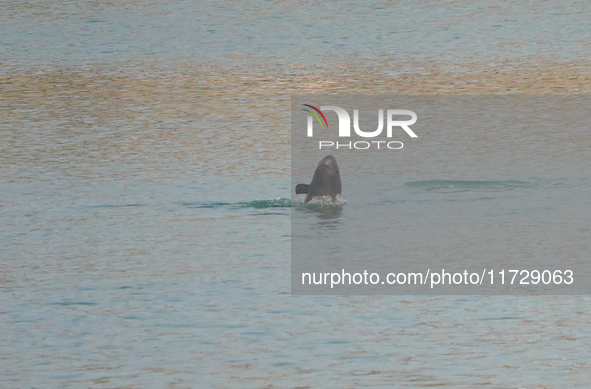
[2,1,591,387]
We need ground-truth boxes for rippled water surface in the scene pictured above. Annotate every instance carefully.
[2,1,591,388]
[2,0,591,69]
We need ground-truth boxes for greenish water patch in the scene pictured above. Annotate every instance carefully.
[245,198,292,208]
[182,198,292,209]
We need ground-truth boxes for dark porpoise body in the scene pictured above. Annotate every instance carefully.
[296,155,342,203]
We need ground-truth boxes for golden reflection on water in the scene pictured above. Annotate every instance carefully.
[2,60,590,181]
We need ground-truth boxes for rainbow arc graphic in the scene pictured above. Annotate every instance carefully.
[302,104,328,127]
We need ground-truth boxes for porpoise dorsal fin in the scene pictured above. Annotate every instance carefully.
[295,184,310,194]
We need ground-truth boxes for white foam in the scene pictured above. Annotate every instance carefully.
[305,194,347,206]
